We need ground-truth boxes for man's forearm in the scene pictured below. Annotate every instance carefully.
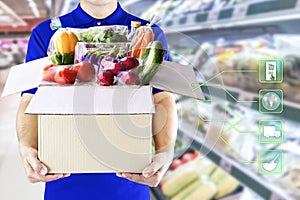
[16,94,38,149]
[152,92,178,152]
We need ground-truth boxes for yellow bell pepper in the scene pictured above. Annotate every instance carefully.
[55,31,78,54]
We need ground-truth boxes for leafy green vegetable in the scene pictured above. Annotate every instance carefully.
[79,29,128,43]
[106,34,127,43]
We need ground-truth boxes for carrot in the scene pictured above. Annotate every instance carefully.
[129,27,144,57]
[129,26,154,59]
[139,27,154,58]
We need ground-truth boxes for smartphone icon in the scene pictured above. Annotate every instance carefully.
[266,61,277,81]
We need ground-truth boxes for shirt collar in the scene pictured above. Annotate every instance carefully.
[71,2,127,26]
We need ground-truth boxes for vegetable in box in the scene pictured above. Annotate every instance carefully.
[44,25,166,87]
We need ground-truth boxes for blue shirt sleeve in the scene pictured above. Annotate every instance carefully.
[21,26,50,96]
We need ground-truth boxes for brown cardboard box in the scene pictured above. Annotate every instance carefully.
[26,86,154,173]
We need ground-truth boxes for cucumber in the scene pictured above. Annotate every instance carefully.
[185,181,217,200]
[214,174,239,198]
[171,178,204,200]
[161,163,199,197]
[139,41,166,85]
[208,167,227,184]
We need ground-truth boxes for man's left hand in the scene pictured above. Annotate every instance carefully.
[116,150,173,187]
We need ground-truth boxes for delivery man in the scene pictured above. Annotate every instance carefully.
[16,0,177,199]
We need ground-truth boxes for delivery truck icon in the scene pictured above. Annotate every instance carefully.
[263,126,281,138]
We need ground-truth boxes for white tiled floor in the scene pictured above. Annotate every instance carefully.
[0,68,44,200]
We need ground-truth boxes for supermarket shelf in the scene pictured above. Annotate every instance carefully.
[163,10,300,34]
[162,0,300,34]
[192,84,300,123]
[151,187,167,200]
[178,124,296,200]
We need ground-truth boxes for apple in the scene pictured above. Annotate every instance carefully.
[111,63,123,75]
[120,56,139,70]
[117,70,140,85]
[101,57,118,70]
[98,70,114,86]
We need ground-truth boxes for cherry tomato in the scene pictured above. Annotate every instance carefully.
[181,153,195,163]
[193,151,200,158]
[171,159,183,170]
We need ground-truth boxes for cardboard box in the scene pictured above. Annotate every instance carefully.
[27,86,154,173]
[2,57,204,173]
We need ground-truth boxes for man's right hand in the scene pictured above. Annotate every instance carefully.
[17,94,70,183]
[19,145,69,183]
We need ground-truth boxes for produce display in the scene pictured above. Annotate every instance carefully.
[160,151,240,200]
[141,0,254,23]
[179,96,300,198]
[42,25,166,86]
[180,35,300,103]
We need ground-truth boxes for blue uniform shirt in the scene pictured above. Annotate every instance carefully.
[24,3,169,200]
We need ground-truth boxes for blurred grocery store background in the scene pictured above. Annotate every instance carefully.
[1,0,300,199]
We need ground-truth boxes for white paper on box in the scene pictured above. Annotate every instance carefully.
[150,61,204,100]
[25,86,155,115]
[1,57,51,97]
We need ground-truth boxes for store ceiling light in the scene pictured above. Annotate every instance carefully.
[0,1,27,26]
[27,0,40,17]
[0,15,13,22]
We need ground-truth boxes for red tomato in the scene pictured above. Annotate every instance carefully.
[181,153,195,163]
[43,65,62,82]
[54,68,77,85]
[171,159,183,170]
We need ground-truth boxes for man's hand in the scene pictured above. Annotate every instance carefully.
[116,149,173,187]
[19,145,69,183]
[118,91,177,187]
[17,94,69,183]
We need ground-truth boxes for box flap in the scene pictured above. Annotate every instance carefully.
[25,86,155,115]
[150,61,204,100]
[1,57,51,97]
